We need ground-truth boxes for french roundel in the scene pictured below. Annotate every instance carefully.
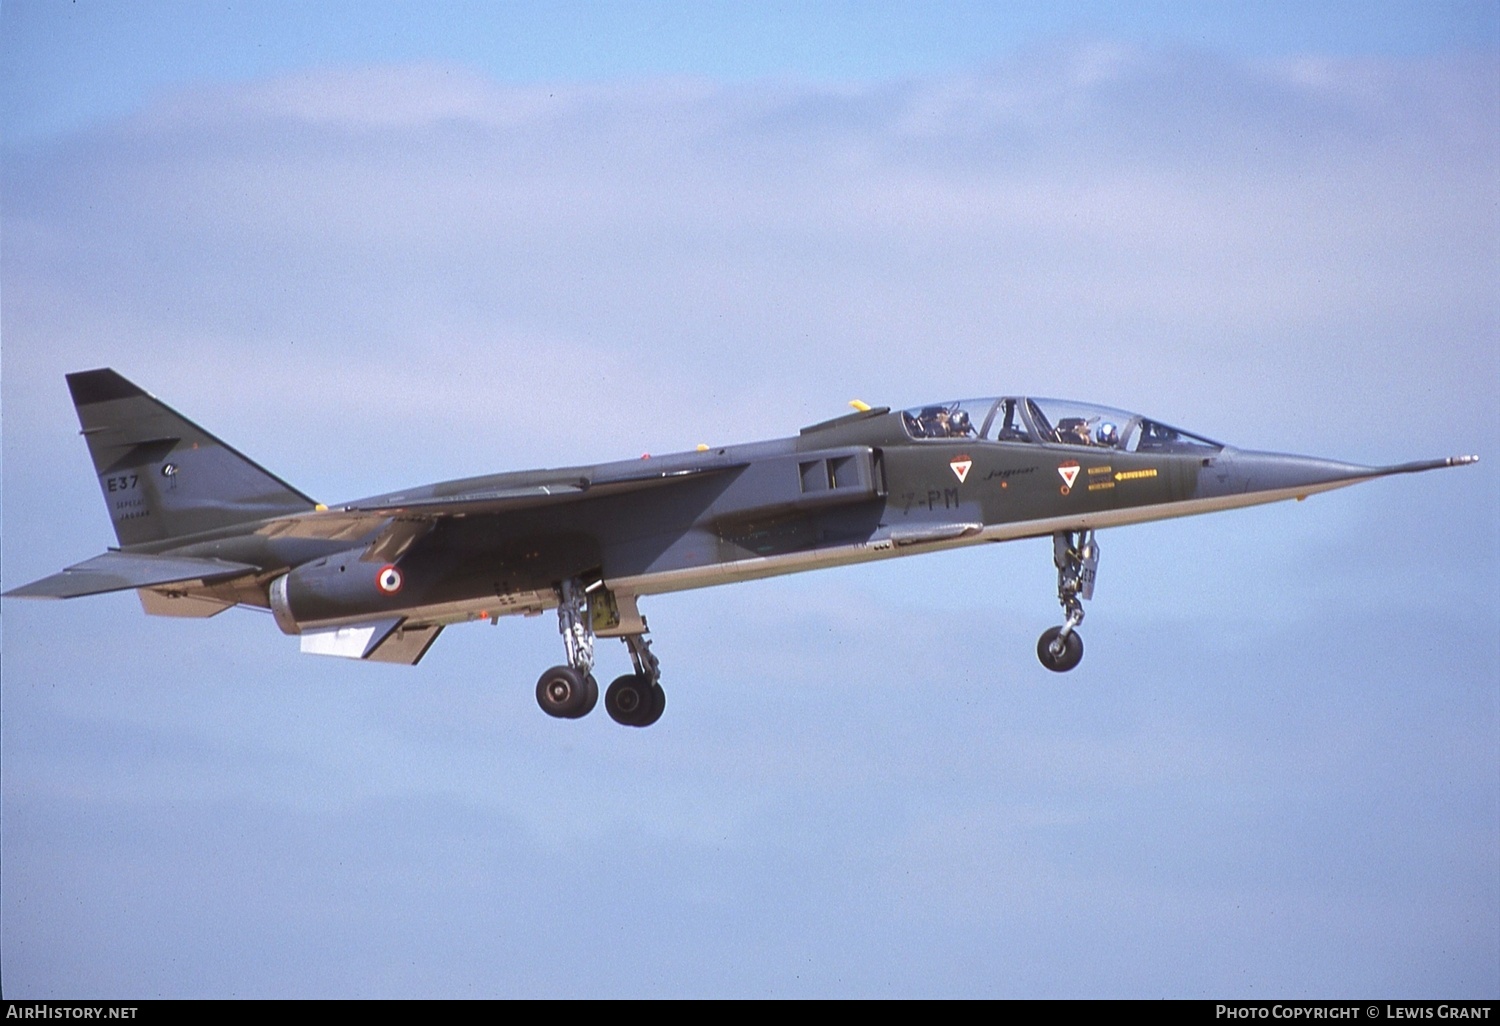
[376,564,403,594]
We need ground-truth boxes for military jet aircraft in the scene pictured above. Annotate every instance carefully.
[6,370,1478,727]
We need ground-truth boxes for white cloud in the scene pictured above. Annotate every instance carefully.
[8,49,1493,451]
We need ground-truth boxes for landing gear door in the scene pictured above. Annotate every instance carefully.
[1078,537,1099,600]
[591,587,647,638]
[1054,532,1099,601]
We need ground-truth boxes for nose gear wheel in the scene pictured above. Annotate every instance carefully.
[1037,626,1084,672]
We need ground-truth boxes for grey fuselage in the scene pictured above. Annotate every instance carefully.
[10,377,1474,665]
[132,400,1426,635]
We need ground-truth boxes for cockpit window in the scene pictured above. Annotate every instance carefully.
[983,398,1033,442]
[901,396,1222,453]
[901,401,986,440]
[1026,399,1128,449]
[1133,420,1221,453]
[1024,398,1222,453]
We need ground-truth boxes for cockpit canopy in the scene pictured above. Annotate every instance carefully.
[901,397,1222,454]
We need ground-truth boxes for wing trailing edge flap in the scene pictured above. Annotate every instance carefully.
[5,550,260,599]
[298,618,443,665]
[137,588,236,618]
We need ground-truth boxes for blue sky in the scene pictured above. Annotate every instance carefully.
[5,1,1496,141]
[2,0,1497,999]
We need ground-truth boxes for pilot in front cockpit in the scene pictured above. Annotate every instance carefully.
[913,406,972,438]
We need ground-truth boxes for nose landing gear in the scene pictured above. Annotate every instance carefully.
[1038,529,1097,673]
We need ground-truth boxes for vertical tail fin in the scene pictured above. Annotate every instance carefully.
[66,369,316,546]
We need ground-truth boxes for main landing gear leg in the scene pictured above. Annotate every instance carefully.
[605,624,666,728]
[535,579,600,719]
[1038,529,1098,673]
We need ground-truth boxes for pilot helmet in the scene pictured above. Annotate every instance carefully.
[1095,422,1118,446]
[950,409,970,434]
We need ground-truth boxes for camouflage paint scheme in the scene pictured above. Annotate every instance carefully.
[5,370,1478,726]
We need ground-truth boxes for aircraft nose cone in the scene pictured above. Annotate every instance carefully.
[1197,448,1382,499]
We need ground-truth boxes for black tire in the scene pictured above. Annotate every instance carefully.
[1037,627,1084,672]
[536,665,594,718]
[606,673,657,727]
[637,684,666,728]
[579,672,600,718]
